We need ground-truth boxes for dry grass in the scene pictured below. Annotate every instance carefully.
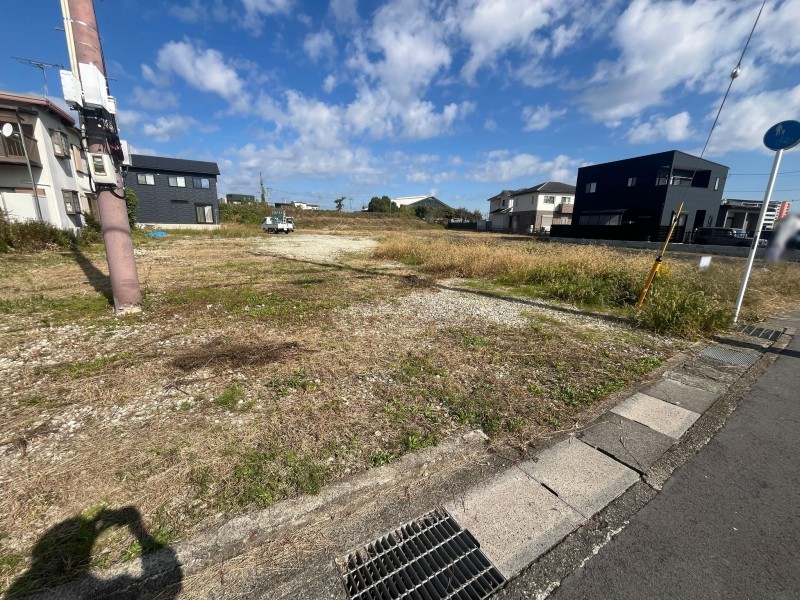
[375,234,800,335]
[0,232,688,594]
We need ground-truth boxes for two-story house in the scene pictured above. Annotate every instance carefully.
[0,91,94,231]
[555,150,729,242]
[487,182,576,233]
[126,154,221,228]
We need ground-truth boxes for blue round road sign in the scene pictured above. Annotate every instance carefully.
[763,120,800,151]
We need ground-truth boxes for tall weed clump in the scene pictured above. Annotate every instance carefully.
[635,271,731,336]
[375,235,761,337]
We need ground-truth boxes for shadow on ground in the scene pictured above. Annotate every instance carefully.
[6,506,182,600]
[70,248,113,305]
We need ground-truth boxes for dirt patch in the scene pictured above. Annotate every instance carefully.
[170,341,304,371]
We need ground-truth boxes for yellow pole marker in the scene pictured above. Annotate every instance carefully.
[636,202,684,309]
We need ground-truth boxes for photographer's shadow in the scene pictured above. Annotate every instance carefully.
[7,506,182,599]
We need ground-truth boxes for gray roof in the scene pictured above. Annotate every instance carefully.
[130,154,220,176]
[487,181,575,201]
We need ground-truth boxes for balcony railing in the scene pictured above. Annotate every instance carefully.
[0,133,41,165]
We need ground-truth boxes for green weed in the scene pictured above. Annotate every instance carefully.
[214,384,245,410]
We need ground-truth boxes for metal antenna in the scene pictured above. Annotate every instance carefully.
[12,57,65,98]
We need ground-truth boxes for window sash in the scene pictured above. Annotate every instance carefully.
[51,130,68,157]
[195,204,214,223]
[137,173,155,185]
[169,176,186,187]
[193,177,210,189]
[62,189,79,214]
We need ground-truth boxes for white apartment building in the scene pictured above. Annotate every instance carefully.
[0,91,94,231]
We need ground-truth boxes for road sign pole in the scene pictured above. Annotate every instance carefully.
[733,148,783,323]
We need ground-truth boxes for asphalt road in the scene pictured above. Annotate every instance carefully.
[549,316,800,600]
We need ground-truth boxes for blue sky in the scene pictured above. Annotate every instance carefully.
[3,0,800,213]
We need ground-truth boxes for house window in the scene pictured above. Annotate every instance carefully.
[137,173,155,185]
[714,177,720,191]
[50,130,69,157]
[543,195,556,204]
[168,176,186,187]
[193,177,210,189]
[195,204,214,224]
[561,196,571,203]
[585,182,597,193]
[62,189,80,214]
[502,198,506,206]
[627,177,636,187]
[656,167,670,185]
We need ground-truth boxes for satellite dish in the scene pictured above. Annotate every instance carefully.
[1,123,13,138]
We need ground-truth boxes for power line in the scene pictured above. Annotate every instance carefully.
[724,188,800,193]
[728,170,800,176]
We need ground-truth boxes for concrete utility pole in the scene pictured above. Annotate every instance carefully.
[61,0,141,313]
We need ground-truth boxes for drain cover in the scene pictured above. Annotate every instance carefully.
[737,325,784,342]
[341,509,505,600]
[700,345,758,366]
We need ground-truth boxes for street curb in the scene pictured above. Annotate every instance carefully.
[494,323,796,599]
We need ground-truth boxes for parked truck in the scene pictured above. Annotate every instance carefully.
[261,211,294,234]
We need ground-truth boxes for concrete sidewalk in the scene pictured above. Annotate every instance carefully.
[19,317,795,600]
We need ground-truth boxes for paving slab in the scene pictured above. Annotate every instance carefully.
[643,376,722,414]
[577,412,676,473]
[445,467,583,579]
[611,393,700,439]
[662,369,729,395]
[680,356,747,385]
[517,438,639,518]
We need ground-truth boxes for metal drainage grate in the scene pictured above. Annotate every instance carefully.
[700,345,758,367]
[737,325,784,342]
[341,509,505,600]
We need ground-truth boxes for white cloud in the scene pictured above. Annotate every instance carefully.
[304,30,335,62]
[452,0,616,84]
[240,0,293,34]
[628,111,692,143]
[350,0,451,103]
[153,39,248,108]
[579,0,759,124]
[469,150,581,183]
[323,75,337,93]
[329,0,359,24]
[230,141,380,183]
[522,104,567,131]
[142,114,201,142]
[484,119,497,132]
[706,84,800,155]
[170,0,205,23]
[129,86,179,110]
[117,109,148,130]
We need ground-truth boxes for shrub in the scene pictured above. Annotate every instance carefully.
[219,203,272,225]
[0,215,77,253]
[124,187,138,230]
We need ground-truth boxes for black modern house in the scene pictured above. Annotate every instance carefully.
[126,154,221,227]
[552,150,729,242]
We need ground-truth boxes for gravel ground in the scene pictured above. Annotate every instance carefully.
[256,234,377,262]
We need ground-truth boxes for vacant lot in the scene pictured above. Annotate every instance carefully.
[0,230,754,593]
